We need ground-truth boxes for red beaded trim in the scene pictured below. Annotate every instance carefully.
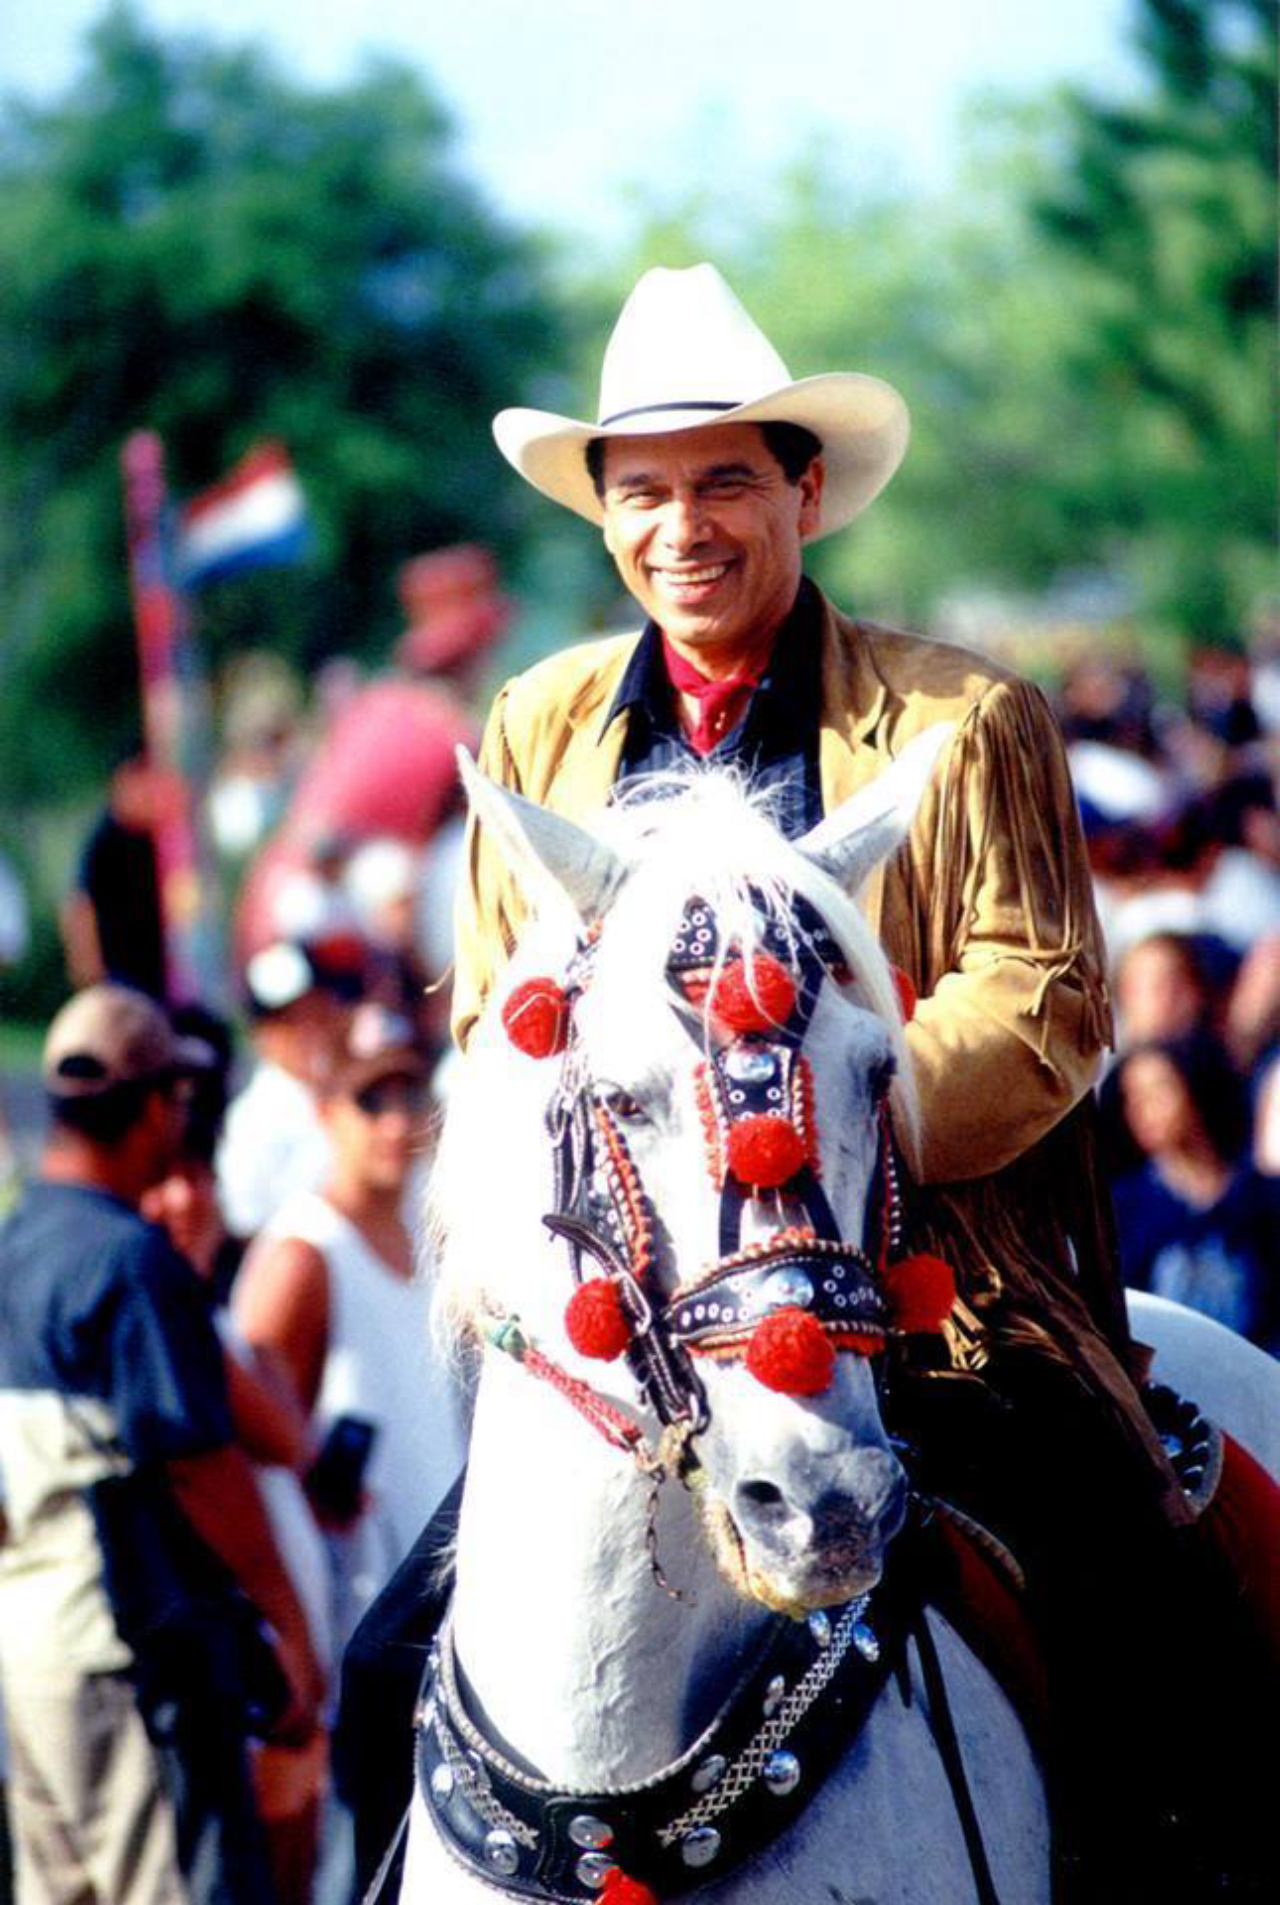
[791,1055,821,1176]
[594,1102,655,1286]
[694,1061,727,1190]
[670,1224,825,1304]
[689,1323,886,1362]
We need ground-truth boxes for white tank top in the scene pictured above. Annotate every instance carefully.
[252,1189,465,1579]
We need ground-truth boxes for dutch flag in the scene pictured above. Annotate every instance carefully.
[177,442,311,588]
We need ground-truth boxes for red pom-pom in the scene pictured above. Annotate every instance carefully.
[882,1253,956,1333]
[502,977,569,1058]
[746,1307,836,1395]
[600,1872,659,1905]
[727,1114,805,1190]
[711,954,797,1034]
[565,1279,631,1360]
[891,965,917,1023]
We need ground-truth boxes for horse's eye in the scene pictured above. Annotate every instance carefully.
[597,1086,650,1127]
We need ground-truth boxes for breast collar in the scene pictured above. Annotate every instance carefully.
[414,1550,916,1901]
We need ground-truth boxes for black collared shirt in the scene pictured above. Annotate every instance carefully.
[602,577,825,841]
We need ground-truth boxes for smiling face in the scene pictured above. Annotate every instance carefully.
[598,422,824,673]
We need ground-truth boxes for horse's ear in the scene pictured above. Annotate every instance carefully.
[456,748,628,924]
[796,724,954,896]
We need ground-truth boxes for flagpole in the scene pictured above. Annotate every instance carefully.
[120,431,225,1008]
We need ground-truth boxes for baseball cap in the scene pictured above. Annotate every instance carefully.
[43,985,212,1100]
[244,935,367,1016]
[325,1002,427,1099]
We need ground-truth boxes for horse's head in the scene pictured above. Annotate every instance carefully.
[438,731,952,1616]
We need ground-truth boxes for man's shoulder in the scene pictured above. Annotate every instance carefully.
[0,1182,173,1375]
[492,630,639,741]
[2,1179,147,1262]
[837,610,1018,717]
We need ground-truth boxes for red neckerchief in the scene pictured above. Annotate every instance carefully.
[661,634,769,757]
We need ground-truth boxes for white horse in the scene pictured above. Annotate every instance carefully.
[397,735,1053,1905]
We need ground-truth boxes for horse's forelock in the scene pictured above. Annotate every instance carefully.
[592,775,917,1143]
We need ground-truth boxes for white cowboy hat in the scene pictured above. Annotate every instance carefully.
[492,263,910,541]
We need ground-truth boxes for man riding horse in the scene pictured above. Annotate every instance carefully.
[343,266,1269,1901]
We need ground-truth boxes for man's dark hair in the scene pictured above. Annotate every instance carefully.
[48,1079,160,1146]
[585,420,822,498]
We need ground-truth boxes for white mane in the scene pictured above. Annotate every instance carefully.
[428,768,917,1357]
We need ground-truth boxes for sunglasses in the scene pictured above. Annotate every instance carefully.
[351,1078,429,1120]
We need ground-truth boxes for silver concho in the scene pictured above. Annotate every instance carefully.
[483,1829,520,1876]
[691,1753,728,1793]
[807,1610,832,1648]
[725,1046,777,1085]
[763,1749,802,1796]
[762,1673,787,1718]
[575,1852,617,1889]
[429,1762,454,1803]
[853,1619,881,1663]
[568,1815,614,1850]
[762,1267,814,1311]
[681,1826,723,1868]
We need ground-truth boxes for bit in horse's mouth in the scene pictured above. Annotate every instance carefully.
[699,1496,882,1616]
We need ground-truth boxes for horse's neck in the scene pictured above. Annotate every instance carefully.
[451,1355,764,1789]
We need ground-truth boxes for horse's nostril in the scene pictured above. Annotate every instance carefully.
[738,1480,785,1512]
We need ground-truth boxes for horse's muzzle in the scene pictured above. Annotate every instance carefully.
[731,1446,908,1586]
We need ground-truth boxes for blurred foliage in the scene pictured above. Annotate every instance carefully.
[557,0,1276,657]
[0,1,572,806]
[1031,0,1277,648]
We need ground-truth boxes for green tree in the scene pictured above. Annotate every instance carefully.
[0,2,568,803]
[1031,0,1277,646]
[561,1,1275,658]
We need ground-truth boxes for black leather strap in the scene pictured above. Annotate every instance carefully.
[415,1554,919,1900]
[912,1605,1003,1905]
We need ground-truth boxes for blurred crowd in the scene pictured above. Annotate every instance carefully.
[1058,640,1279,1354]
[0,548,500,1905]
[0,572,1276,1904]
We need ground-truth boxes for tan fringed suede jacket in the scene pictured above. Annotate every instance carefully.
[452,591,1185,1517]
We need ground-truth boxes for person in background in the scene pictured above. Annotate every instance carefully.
[60,755,169,1001]
[1113,1032,1278,1353]
[216,937,362,1244]
[0,844,29,1216]
[207,657,305,866]
[393,542,509,716]
[1113,928,1221,1047]
[0,985,322,1905]
[142,1038,331,1905]
[1097,928,1236,1179]
[234,1004,465,1660]
[342,837,438,1056]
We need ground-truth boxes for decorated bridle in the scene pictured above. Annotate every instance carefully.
[490,887,956,1490]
